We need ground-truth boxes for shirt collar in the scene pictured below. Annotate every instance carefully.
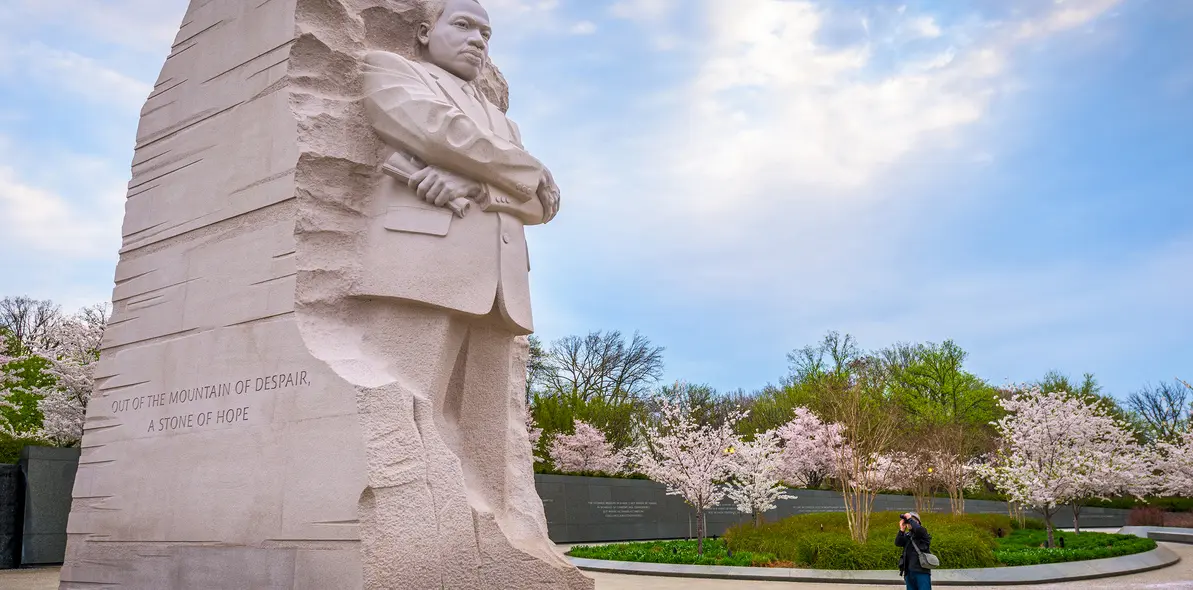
[423,61,477,96]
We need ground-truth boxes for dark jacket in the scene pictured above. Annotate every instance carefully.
[895,519,932,576]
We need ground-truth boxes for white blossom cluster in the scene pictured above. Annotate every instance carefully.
[0,304,107,445]
[978,385,1152,542]
[548,419,629,475]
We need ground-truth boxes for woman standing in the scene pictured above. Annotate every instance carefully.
[895,512,932,590]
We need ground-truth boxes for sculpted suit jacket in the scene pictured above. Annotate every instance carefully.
[360,50,545,335]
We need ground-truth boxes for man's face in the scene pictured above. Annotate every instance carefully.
[423,0,491,82]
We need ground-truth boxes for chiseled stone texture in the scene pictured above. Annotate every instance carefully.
[58,1,590,588]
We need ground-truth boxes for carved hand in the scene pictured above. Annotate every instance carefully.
[537,168,560,223]
[409,166,483,207]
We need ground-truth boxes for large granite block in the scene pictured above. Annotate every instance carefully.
[59,1,589,588]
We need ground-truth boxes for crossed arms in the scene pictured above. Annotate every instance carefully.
[361,51,556,220]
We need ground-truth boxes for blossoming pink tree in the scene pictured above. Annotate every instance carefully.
[979,385,1150,546]
[884,451,940,514]
[634,399,744,555]
[1154,431,1193,498]
[549,419,628,475]
[34,304,108,446]
[775,407,841,488]
[726,428,794,527]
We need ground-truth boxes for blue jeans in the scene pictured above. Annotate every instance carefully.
[905,571,931,590]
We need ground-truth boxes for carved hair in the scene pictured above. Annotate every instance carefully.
[416,0,482,55]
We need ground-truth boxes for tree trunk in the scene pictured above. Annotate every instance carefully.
[1071,504,1082,534]
[1044,509,1056,549]
[696,508,705,555]
[949,485,965,515]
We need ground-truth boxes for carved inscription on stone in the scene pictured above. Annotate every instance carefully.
[589,501,657,519]
[106,370,312,434]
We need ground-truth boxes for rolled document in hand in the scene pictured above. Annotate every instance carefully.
[381,152,471,218]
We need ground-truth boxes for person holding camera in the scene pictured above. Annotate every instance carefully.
[895,512,933,589]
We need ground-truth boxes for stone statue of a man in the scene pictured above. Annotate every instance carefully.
[349,0,591,588]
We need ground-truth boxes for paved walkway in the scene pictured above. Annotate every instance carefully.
[5,542,1192,589]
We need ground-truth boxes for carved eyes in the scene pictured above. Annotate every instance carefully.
[452,19,492,40]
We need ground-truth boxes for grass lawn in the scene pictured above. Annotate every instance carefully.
[565,511,1156,570]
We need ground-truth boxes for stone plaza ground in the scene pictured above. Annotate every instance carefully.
[7,540,1192,590]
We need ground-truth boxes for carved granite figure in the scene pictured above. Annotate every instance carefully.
[343,0,590,588]
[57,0,589,587]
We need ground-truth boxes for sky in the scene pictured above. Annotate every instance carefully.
[0,0,1190,399]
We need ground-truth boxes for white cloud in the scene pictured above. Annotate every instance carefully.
[0,0,185,53]
[1014,0,1123,40]
[634,0,1124,223]
[569,21,597,35]
[0,163,123,260]
[905,15,942,39]
[2,41,153,108]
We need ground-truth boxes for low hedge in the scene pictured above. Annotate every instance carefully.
[568,512,1155,570]
[723,511,1004,569]
[0,433,49,464]
[993,529,1157,566]
[566,539,775,567]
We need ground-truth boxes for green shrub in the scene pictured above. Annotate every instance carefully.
[993,530,1156,566]
[723,511,999,570]
[1018,517,1046,530]
[566,539,774,567]
[570,513,1156,570]
[0,433,48,464]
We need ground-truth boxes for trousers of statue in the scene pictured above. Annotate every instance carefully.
[350,301,587,589]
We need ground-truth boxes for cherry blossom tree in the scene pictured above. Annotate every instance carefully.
[1154,431,1193,498]
[818,358,903,543]
[775,406,841,488]
[979,385,1150,546]
[885,450,940,514]
[634,399,744,555]
[548,419,628,475]
[0,332,19,436]
[933,451,984,515]
[726,428,795,527]
[34,305,108,446]
[1067,422,1152,533]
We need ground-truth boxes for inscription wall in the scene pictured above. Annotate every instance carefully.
[533,475,1132,544]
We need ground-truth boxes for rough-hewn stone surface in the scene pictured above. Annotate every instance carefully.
[58,1,588,588]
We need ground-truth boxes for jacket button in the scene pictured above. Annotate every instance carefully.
[501,233,510,244]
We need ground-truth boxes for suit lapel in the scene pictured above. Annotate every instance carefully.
[422,63,492,131]
[485,101,515,142]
